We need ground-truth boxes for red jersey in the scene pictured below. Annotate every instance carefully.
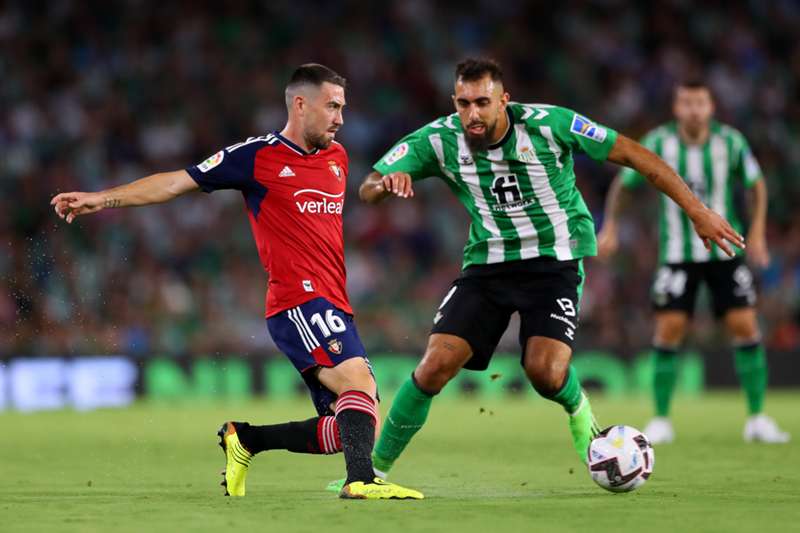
[186,132,351,317]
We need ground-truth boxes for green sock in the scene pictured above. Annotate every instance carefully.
[734,342,767,415]
[550,365,583,414]
[372,376,433,473]
[653,346,678,417]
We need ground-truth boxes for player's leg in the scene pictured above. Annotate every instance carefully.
[644,263,698,443]
[371,333,473,474]
[315,359,422,499]
[218,300,349,496]
[517,259,597,462]
[372,279,510,476]
[711,261,789,443]
[644,310,690,443]
[522,335,598,462]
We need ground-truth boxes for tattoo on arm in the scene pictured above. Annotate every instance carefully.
[104,197,121,208]
[442,342,457,352]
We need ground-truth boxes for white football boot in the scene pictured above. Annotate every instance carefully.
[743,414,790,443]
[643,417,675,444]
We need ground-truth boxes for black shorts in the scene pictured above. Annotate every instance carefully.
[651,257,756,318]
[430,257,584,371]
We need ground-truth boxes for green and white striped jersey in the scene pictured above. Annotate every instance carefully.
[619,121,762,264]
[373,103,618,269]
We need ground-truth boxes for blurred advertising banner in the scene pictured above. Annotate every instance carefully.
[0,357,137,412]
[1,351,796,412]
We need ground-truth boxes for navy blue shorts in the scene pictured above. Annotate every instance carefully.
[267,297,371,416]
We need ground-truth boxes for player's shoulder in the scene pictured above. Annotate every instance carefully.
[509,102,563,124]
[713,121,748,146]
[328,140,349,160]
[510,102,593,134]
[196,134,279,172]
[639,122,676,143]
[227,133,281,153]
[418,113,462,136]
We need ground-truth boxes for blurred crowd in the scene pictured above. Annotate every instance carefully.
[2,0,799,360]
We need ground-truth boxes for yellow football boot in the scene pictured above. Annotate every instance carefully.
[340,477,423,500]
[217,422,252,496]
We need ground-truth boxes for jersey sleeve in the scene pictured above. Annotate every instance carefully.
[547,106,619,162]
[186,137,271,193]
[733,134,763,188]
[372,125,442,181]
[618,131,659,189]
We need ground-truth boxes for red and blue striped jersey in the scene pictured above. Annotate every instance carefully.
[186,132,351,317]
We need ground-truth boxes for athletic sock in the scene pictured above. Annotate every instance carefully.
[236,416,341,455]
[372,375,434,473]
[548,365,583,414]
[734,342,767,415]
[653,346,679,417]
[335,390,378,484]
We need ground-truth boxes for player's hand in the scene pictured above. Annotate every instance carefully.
[50,191,106,223]
[745,231,770,268]
[596,223,619,261]
[381,172,414,199]
[689,206,745,257]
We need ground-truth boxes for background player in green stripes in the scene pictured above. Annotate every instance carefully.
[598,80,789,444]
[349,58,744,482]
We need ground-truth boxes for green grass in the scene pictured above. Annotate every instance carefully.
[2,391,799,533]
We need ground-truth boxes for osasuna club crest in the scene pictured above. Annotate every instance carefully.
[327,338,343,355]
[328,160,342,180]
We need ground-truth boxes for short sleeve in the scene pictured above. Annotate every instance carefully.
[735,135,763,188]
[373,126,442,181]
[186,136,273,193]
[619,131,659,189]
[547,106,619,162]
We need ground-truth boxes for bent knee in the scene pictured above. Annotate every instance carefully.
[654,313,689,346]
[524,356,569,395]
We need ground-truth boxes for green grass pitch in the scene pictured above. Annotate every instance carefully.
[2,391,798,532]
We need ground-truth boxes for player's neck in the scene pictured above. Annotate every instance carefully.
[677,123,710,145]
[280,124,313,153]
[490,109,510,146]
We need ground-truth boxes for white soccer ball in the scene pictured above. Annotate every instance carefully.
[587,425,655,493]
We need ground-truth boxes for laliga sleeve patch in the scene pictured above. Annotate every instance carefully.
[383,142,409,166]
[570,114,607,143]
[198,150,225,173]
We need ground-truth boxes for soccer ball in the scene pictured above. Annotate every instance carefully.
[587,425,654,493]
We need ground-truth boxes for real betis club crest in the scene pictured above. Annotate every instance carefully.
[328,161,342,180]
[517,145,537,163]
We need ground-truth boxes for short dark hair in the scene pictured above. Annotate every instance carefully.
[455,57,503,83]
[285,63,346,108]
[674,77,712,97]
[287,63,347,90]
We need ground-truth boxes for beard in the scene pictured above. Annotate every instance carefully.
[463,120,497,152]
[304,130,334,151]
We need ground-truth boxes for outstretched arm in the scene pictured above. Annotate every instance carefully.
[358,171,414,204]
[51,170,199,223]
[606,134,745,256]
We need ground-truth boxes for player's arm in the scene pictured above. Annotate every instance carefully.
[596,174,634,259]
[51,170,198,223]
[361,127,443,204]
[607,134,745,256]
[358,171,414,204]
[745,177,769,267]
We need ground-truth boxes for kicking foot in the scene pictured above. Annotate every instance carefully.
[568,392,600,463]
